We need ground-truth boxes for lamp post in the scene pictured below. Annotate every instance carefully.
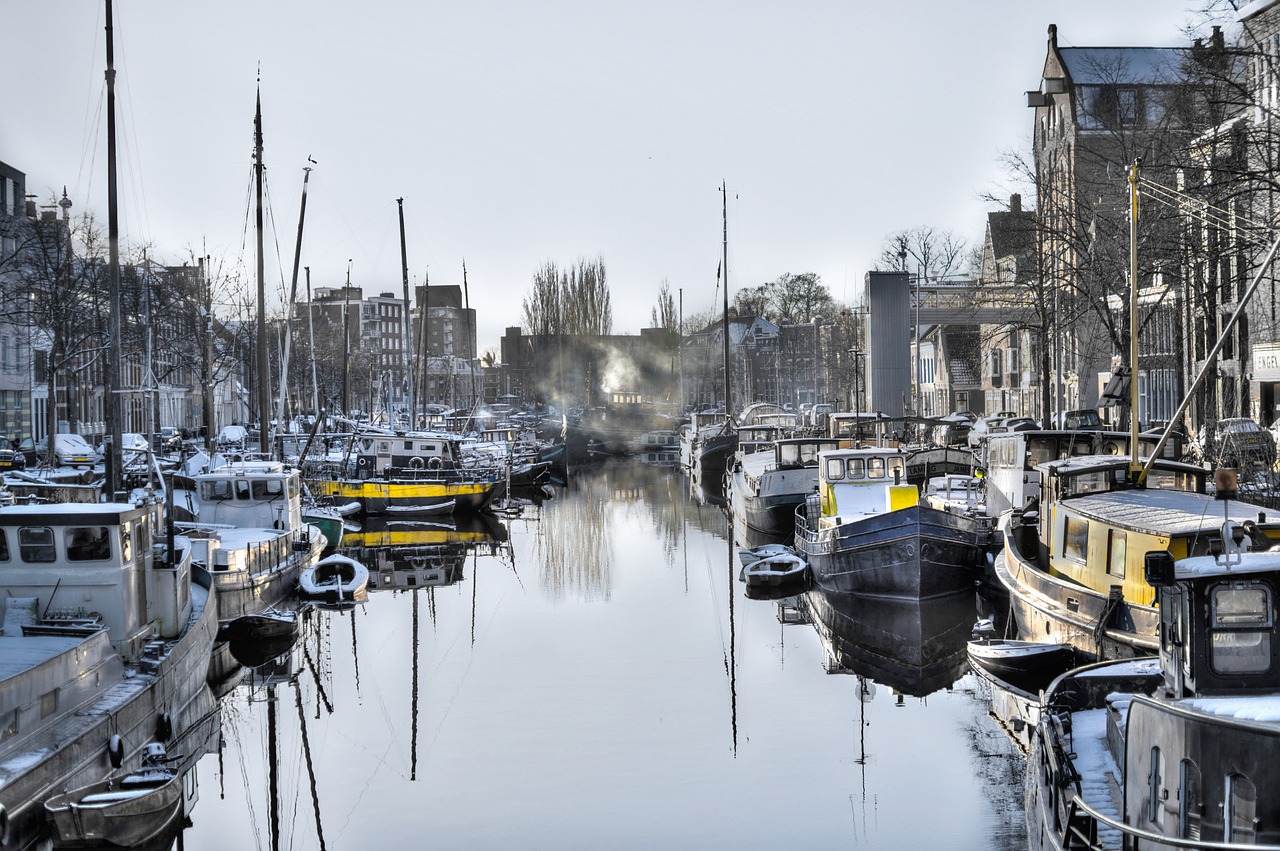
[813,316,824,409]
[848,347,863,442]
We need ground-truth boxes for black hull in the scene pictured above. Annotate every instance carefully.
[796,504,982,600]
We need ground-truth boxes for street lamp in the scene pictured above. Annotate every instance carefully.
[813,316,824,409]
[848,347,864,443]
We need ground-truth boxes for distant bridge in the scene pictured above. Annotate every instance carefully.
[909,281,1038,326]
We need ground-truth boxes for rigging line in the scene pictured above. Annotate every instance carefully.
[112,17,152,247]
[261,169,292,308]
[74,86,105,214]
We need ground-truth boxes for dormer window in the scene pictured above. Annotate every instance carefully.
[1208,582,1273,675]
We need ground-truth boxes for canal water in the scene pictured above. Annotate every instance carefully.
[182,460,1027,850]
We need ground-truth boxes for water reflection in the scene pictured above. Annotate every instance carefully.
[805,587,975,697]
[340,515,510,591]
[177,462,1026,850]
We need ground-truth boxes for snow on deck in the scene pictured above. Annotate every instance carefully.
[1067,489,1271,536]
[1067,706,1124,848]
[1179,696,1280,725]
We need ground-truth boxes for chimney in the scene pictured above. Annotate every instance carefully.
[1010,194,1022,213]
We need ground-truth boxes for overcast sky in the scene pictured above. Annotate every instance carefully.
[3,2,1221,354]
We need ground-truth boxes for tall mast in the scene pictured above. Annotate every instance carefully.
[104,0,124,497]
[276,164,313,430]
[306,266,319,415]
[1128,160,1141,476]
[254,84,271,457]
[720,181,730,416]
[398,198,415,425]
[464,259,476,408]
[342,260,352,416]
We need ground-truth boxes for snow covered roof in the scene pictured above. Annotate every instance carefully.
[1066,488,1274,536]
[1175,551,1280,579]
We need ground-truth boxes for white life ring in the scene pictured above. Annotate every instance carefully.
[427,457,442,470]
[0,802,9,846]
[108,734,125,768]
[409,457,425,469]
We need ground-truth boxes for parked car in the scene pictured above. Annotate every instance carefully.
[991,416,1039,434]
[217,424,248,449]
[156,426,182,452]
[98,432,149,460]
[1210,417,1276,467]
[37,433,97,467]
[1052,409,1104,430]
[967,415,1008,447]
[15,437,37,468]
[0,438,26,471]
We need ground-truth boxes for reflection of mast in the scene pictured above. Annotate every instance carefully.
[727,521,737,755]
[411,590,420,781]
[349,605,361,695]
[267,682,280,851]
[293,680,328,851]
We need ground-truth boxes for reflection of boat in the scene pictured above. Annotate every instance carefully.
[966,638,1074,695]
[299,554,370,604]
[341,511,508,548]
[383,499,455,517]
[219,607,301,642]
[795,446,984,600]
[804,587,974,696]
[44,742,182,849]
[1025,534,1280,850]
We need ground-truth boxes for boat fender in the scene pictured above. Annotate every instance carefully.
[409,457,424,469]
[108,734,125,768]
[357,456,370,468]
[427,457,442,470]
[156,711,172,743]
[0,802,8,846]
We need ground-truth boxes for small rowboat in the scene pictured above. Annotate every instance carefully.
[299,553,369,604]
[738,550,809,587]
[966,639,1076,694]
[737,543,795,568]
[44,742,181,848]
[220,607,300,642]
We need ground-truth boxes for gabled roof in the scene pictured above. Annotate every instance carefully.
[987,208,1036,261]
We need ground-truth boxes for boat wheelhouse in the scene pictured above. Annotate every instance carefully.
[729,436,839,540]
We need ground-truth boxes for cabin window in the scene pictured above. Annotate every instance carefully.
[867,457,886,479]
[1107,530,1127,579]
[1063,516,1089,563]
[0,709,15,742]
[1209,583,1273,675]
[846,458,866,479]
[1226,773,1258,842]
[888,457,905,480]
[201,480,233,501]
[1147,746,1165,825]
[404,440,414,450]
[1178,760,1201,839]
[825,458,845,481]
[0,530,8,562]
[18,527,56,563]
[234,480,250,500]
[288,477,300,499]
[65,527,111,561]
[251,479,285,500]
[120,522,132,563]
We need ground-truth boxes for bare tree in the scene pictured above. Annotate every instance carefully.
[650,279,677,330]
[877,227,969,281]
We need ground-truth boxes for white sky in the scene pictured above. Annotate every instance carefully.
[3,2,1219,355]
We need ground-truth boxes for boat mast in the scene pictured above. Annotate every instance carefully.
[720,181,730,417]
[276,164,313,433]
[254,84,271,457]
[398,198,415,426]
[103,0,124,497]
[1128,160,1141,477]
[306,266,319,415]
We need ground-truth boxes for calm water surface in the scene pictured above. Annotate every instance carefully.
[182,461,1027,850]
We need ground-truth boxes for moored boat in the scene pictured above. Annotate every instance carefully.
[43,742,182,849]
[738,549,808,587]
[966,638,1075,695]
[794,446,985,600]
[0,498,218,849]
[1025,524,1280,849]
[299,553,370,604]
[728,436,839,540]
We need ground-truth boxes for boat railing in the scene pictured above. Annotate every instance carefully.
[1059,793,1280,850]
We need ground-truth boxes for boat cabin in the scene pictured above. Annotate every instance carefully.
[352,432,465,476]
[1116,546,1280,843]
[1036,455,1280,607]
[737,424,788,456]
[774,438,839,469]
[196,461,304,532]
[815,447,917,522]
[0,501,191,659]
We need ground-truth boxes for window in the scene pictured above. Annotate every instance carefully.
[1118,89,1138,126]
[1107,529,1127,579]
[1209,583,1273,675]
[65,527,111,561]
[825,457,845,481]
[846,458,865,479]
[201,480,233,501]
[251,479,284,499]
[1226,773,1257,842]
[1148,746,1164,825]
[1064,516,1089,563]
[1178,760,1200,839]
[0,529,7,562]
[867,457,886,479]
[19,527,56,563]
